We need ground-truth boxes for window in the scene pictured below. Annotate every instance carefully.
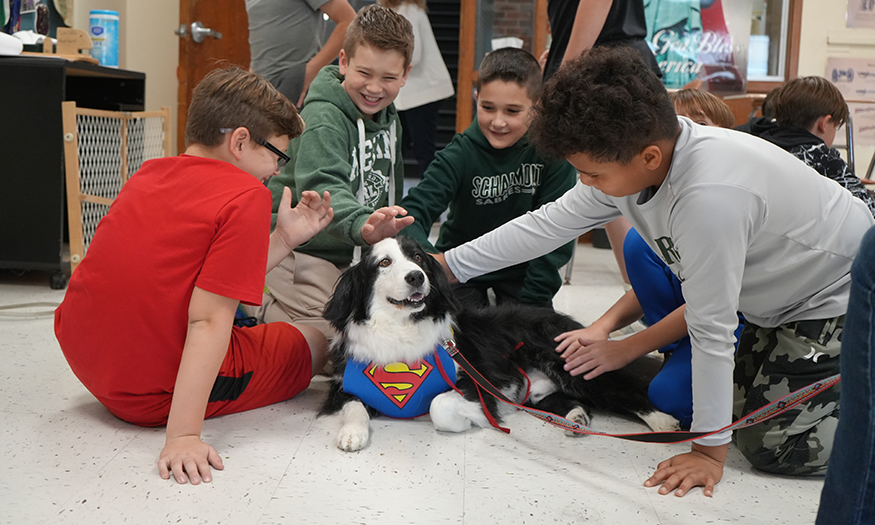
[747,0,801,93]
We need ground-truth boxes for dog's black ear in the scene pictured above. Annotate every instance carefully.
[323,259,373,331]
[421,248,462,316]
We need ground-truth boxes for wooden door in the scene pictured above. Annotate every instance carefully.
[177,0,250,153]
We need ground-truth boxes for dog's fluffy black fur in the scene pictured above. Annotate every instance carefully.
[318,236,677,451]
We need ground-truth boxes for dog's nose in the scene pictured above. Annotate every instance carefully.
[405,270,425,287]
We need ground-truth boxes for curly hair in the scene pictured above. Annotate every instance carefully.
[529,46,679,163]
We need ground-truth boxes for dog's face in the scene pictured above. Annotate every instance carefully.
[371,237,432,314]
[325,236,460,334]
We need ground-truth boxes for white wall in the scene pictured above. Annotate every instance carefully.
[800,0,875,174]
[124,0,179,154]
[72,0,179,154]
[799,0,875,76]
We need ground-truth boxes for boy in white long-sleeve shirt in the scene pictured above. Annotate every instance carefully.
[435,46,874,498]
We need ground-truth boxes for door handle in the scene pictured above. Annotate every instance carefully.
[175,21,222,43]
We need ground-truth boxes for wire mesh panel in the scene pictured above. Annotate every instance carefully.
[127,114,169,175]
[63,103,171,272]
[76,113,125,252]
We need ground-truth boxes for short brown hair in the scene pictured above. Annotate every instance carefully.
[185,66,303,148]
[772,76,849,130]
[476,47,543,102]
[343,4,414,70]
[670,89,736,128]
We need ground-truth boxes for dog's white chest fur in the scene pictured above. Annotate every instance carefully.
[345,312,452,364]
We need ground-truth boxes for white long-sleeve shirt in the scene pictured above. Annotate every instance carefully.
[446,117,874,446]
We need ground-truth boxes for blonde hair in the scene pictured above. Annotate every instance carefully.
[670,89,736,129]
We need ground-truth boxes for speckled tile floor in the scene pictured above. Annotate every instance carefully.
[0,242,825,525]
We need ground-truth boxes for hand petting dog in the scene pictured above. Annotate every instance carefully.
[361,205,414,245]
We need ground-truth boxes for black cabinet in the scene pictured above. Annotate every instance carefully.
[0,57,145,288]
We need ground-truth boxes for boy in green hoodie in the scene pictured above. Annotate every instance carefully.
[250,4,416,337]
[399,47,577,308]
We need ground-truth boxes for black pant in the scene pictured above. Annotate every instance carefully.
[398,99,445,176]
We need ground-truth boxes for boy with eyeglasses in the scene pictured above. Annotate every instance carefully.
[55,66,398,486]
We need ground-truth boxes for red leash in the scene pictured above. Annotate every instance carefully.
[438,337,841,443]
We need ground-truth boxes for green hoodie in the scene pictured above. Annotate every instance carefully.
[267,65,405,266]
[399,120,577,306]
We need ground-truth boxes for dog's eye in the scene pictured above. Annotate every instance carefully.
[379,258,391,267]
[414,254,422,263]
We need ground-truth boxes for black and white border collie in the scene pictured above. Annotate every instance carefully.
[318,236,678,451]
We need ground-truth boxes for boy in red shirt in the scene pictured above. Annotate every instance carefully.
[54,66,407,486]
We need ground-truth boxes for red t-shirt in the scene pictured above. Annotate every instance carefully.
[55,155,271,406]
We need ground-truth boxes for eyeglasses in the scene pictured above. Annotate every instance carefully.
[253,136,291,171]
[219,128,291,171]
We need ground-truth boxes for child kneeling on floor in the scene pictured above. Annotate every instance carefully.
[55,66,339,486]
[435,46,874,498]
[555,88,743,429]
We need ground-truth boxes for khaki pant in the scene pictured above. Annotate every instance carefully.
[243,251,345,340]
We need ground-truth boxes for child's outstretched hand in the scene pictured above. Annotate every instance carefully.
[275,188,334,250]
[361,205,414,245]
[644,443,727,498]
[158,435,224,485]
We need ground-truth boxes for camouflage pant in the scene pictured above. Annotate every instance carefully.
[733,316,843,476]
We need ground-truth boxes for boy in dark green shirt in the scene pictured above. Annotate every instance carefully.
[400,47,577,308]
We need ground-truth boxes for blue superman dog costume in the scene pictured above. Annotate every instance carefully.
[343,344,456,418]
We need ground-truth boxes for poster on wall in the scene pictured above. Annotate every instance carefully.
[846,102,875,147]
[847,0,875,29]
[644,0,752,93]
[826,57,875,101]
[828,57,875,147]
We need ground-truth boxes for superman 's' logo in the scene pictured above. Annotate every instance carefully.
[364,361,433,409]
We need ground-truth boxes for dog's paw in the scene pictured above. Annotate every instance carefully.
[430,391,475,433]
[563,406,592,438]
[337,423,370,451]
[639,410,680,432]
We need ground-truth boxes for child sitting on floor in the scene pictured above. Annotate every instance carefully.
[55,66,336,485]
[248,4,417,338]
